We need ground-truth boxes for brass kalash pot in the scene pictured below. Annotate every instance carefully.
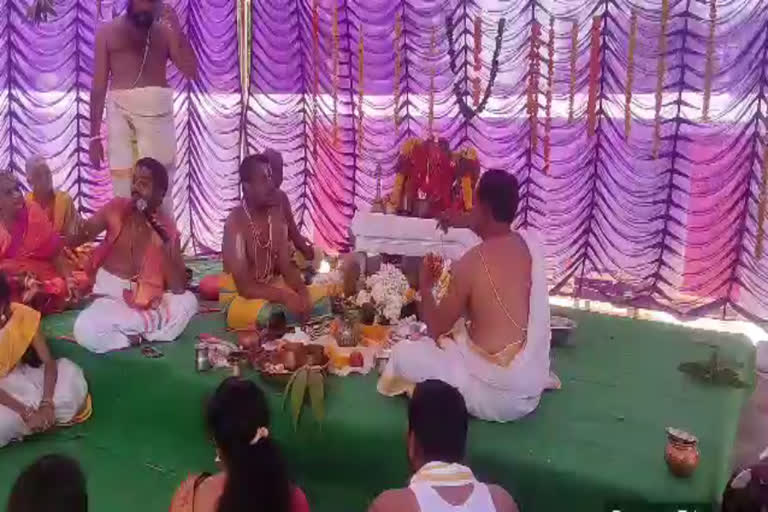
[665,428,700,477]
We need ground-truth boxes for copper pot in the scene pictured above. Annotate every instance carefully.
[665,428,699,477]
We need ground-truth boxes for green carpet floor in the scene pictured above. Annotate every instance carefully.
[0,308,756,512]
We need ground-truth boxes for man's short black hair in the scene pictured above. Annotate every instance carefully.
[238,154,272,184]
[8,454,87,512]
[477,169,520,223]
[408,380,468,463]
[135,157,169,197]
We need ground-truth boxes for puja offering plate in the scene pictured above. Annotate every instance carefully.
[551,315,578,346]
[326,345,375,376]
[254,341,329,384]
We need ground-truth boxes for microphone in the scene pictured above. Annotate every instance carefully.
[135,198,169,244]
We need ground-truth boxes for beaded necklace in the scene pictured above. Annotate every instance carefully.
[243,204,274,283]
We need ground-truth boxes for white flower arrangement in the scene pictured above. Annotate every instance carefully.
[356,263,410,324]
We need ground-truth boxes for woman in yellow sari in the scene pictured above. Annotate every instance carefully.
[0,272,91,447]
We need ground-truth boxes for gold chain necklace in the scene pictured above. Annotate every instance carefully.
[243,204,274,283]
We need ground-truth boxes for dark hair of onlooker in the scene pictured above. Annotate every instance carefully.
[477,169,520,224]
[408,380,469,464]
[7,454,88,512]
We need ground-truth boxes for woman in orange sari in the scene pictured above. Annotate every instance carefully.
[0,171,88,314]
[170,378,310,512]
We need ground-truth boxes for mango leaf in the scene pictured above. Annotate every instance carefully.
[308,370,325,427]
[282,368,301,411]
[290,368,308,429]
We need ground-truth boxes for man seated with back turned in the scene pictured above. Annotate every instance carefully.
[378,169,555,422]
[369,380,518,512]
[71,157,198,353]
[220,154,331,330]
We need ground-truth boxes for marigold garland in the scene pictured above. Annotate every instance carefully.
[528,22,541,154]
[568,19,578,123]
[358,27,365,152]
[473,15,482,107]
[394,11,402,135]
[428,26,437,135]
[587,16,601,138]
[702,0,717,121]
[332,1,340,146]
[652,0,670,159]
[544,16,555,173]
[625,10,638,140]
[757,141,768,259]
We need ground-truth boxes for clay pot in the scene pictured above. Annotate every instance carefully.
[665,428,700,478]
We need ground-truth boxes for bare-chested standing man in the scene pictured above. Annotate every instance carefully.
[89,0,198,216]
[378,169,556,422]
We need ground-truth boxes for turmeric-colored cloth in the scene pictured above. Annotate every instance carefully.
[220,274,332,330]
[88,198,178,310]
[0,202,87,314]
[25,191,78,236]
[170,474,310,512]
[0,303,91,447]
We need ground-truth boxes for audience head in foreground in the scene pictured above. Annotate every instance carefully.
[239,154,279,211]
[369,380,518,512]
[722,458,768,512]
[7,454,87,512]
[470,169,519,238]
[170,377,309,512]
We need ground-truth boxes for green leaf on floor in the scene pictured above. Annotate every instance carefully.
[308,370,325,427]
[678,349,749,388]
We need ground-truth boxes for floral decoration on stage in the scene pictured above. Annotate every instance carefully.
[355,263,413,325]
[385,136,480,218]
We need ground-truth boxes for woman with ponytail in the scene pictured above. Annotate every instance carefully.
[170,377,310,512]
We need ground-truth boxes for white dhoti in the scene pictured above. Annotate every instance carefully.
[107,86,176,216]
[73,268,198,354]
[0,358,88,447]
[378,230,556,422]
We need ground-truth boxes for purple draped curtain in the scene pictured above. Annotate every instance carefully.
[1,0,768,323]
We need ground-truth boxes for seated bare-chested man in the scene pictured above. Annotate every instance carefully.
[378,169,556,422]
[71,157,198,353]
[221,155,331,330]
[369,380,518,512]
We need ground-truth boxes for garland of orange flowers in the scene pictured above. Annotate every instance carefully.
[653,0,670,159]
[394,11,402,135]
[312,0,320,158]
[587,16,601,138]
[625,10,638,140]
[757,142,768,259]
[358,27,365,152]
[428,26,437,135]
[528,22,541,153]
[332,1,340,146]
[544,17,555,173]
[473,15,482,107]
[702,0,717,121]
[568,20,578,123]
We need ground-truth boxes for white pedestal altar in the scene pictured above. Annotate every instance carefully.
[350,212,480,261]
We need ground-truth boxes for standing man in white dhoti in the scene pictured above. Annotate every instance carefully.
[70,158,198,354]
[378,170,557,422]
[89,0,198,217]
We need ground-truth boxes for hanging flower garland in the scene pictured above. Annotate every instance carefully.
[568,19,578,123]
[653,0,670,159]
[428,26,437,135]
[625,10,638,140]
[445,14,505,121]
[528,22,541,154]
[473,15,483,107]
[702,0,717,121]
[358,27,365,153]
[394,11,402,136]
[757,141,768,259]
[544,16,555,173]
[587,16,601,138]
[312,0,320,159]
[332,2,340,147]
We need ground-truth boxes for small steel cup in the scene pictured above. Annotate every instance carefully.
[195,345,212,372]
